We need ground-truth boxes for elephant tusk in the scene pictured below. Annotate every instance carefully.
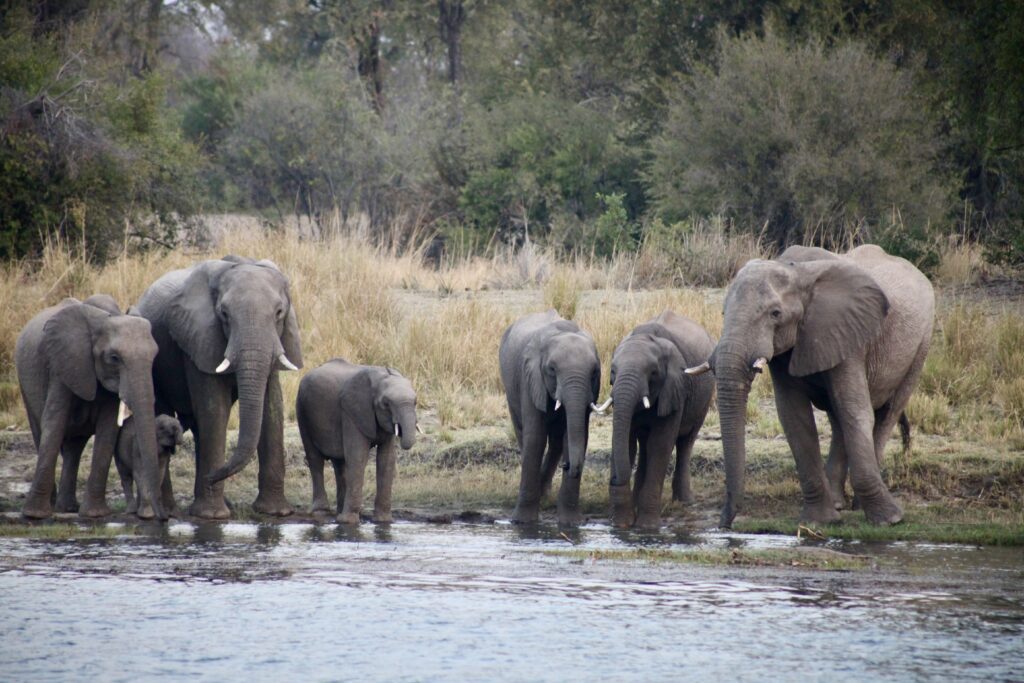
[215,358,231,374]
[752,357,768,373]
[685,361,711,375]
[642,396,651,409]
[416,424,424,435]
[554,399,562,412]
[278,354,299,371]
[394,424,400,436]
[116,401,132,427]
[590,397,613,414]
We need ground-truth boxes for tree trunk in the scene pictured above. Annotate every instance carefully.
[438,0,466,86]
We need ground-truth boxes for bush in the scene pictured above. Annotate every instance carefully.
[648,29,954,251]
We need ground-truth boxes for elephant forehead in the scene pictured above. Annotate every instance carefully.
[613,336,661,364]
[221,265,287,296]
[728,264,793,302]
[381,376,416,401]
[102,317,158,354]
[547,336,596,365]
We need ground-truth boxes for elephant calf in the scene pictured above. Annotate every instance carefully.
[608,311,715,529]
[499,310,603,526]
[296,359,419,524]
[115,414,183,517]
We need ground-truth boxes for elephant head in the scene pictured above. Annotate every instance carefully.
[167,257,303,483]
[687,257,889,527]
[153,413,184,472]
[340,368,419,451]
[524,328,601,479]
[607,323,688,524]
[43,300,164,519]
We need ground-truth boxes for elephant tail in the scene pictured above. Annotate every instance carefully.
[898,411,912,453]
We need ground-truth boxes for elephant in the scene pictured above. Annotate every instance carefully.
[15,295,165,520]
[607,311,715,529]
[499,310,603,526]
[296,359,419,524]
[137,256,302,519]
[686,244,935,527]
[115,414,183,516]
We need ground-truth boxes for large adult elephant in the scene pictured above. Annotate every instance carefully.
[499,310,603,526]
[137,256,302,519]
[687,244,934,527]
[15,295,164,520]
[607,311,715,529]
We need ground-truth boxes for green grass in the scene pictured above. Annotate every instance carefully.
[733,514,1024,546]
[0,522,139,540]
[542,546,873,571]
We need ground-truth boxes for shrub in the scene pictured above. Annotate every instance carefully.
[648,29,953,251]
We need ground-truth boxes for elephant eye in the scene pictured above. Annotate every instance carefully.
[108,353,121,365]
[276,306,285,320]
[770,309,782,320]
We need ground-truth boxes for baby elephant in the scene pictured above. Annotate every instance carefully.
[608,311,715,529]
[115,414,183,517]
[297,359,419,524]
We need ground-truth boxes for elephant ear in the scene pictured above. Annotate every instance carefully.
[789,260,890,377]
[523,341,549,412]
[167,261,233,373]
[656,337,686,418]
[281,294,303,369]
[42,302,109,401]
[82,294,121,315]
[339,369,378,441]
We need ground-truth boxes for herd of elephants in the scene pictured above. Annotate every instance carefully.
[14,243,935,530]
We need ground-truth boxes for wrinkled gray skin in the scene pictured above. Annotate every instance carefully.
[15,295,164,520]
[115,414,183,516]
[296,359,418,524]
[608,311,715,529]
[137,256,303,519]
[702,244,934,528]
[499,310,601,526]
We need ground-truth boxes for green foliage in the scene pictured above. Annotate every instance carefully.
[458,93,639,248]
[649,29,954,250]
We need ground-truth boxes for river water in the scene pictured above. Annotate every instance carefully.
[1,521,1021,681]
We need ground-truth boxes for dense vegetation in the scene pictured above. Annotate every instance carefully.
[1,1,1022,267]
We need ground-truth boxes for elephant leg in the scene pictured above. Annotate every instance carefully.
[23,389,72,519]
[540,430,565,498]
[253,372,292,516]
[632,434,648,505]
[338,431,370,525]
[113,451,137,514]
[671,429,700,505]
[331,458,346,514]
[302,433,330,514]
[80,402,117,518]
[512,410,546,524]
[556,426,587,527]
[56,436,88,513]
[373,437,396,523]
[635,426,675,529]
[185,365,231,519]
[828,363,903,525]
[772,372,839,525]
[825,412,849,510]
[160,460,176,514]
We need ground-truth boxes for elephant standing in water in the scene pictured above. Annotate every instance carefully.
[296,359,419,524]
[499,310,603,526]
[607,311,715,529]
[115,414,184,516]
[15,295,165,520]
[687,245,934,527]
[138,256,302,519]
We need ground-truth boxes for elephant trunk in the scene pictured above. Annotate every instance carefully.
[123,371,164,521]
[715,341,754,529]
[609,373,644,527]
[561,376,591,480]
[207,350,271,484]
[396,405,417,451]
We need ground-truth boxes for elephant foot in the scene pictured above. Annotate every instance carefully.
[252,493,293,517]
[336,511,360,525]
[125,500,139,515]
[800,499,842,526]
[671,489,695,505]
[829,482,849,510]
[54,497,80,513]
[310,498,332,515]
[634,512,662,530]
[372,510,393,524]
[189,497,231,520]
[861,494,903,526]
[609,484,636,529]
[511,501,540,525]
[79,498,112,518]
[22,498,53,520]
